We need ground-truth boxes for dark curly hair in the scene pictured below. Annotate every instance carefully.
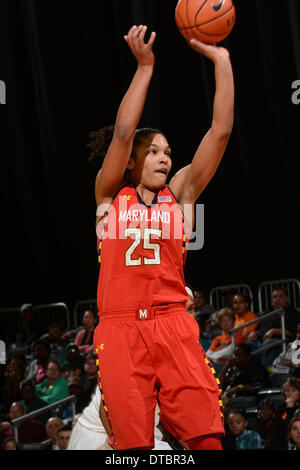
[87,126,165,164]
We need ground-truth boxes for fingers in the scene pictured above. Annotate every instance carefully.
[189,38,216,52]
[147,31,156,47]
[124,25,156,48]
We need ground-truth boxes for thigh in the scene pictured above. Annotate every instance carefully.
[154,312,224,442]
[94,321,157,450]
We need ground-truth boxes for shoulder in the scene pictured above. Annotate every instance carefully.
[75,329,86,340]
[96,185,132,226]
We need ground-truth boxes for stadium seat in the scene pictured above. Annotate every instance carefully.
[228,396,258,408]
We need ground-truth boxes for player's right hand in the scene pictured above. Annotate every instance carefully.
[124,25,156,67]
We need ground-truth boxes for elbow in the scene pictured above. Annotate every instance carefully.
[213,125,233,142]
[212,118,234,141]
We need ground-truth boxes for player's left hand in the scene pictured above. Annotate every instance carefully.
[189,38,230,63]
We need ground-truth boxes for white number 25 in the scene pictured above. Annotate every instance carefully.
[124,228,162,266]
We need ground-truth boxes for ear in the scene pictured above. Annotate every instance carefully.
[127,158,135,170]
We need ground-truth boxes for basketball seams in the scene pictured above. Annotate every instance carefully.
[176,5,184,29]
[194,0,209,28]
[185,0,189,27]
[175,0,235,44]
[196,4,234,29]
[180,5,234,30]
[175,8,186,30]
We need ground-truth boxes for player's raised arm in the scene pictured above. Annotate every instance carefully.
[95,25,156,206]
[171,40,234,209]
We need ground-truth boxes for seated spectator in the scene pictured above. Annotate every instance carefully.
[222,287,238,309]
[248,288,300,367]
[0,402,47,445]
[206,308,235,373]
[25,339,51,385]
[81,353,98,402]
[41,322,69,363]
[57,423,73,450]
[219,343,271,403]
[9,303,46,355]
[59,377,91,420]
[45,416,63,450]
[2,357,25,413]
[193,287,215,324]
[276,377,300,440]
[287,417,300,450]
[74,310,98,355]
[221,402,237,450]
[61,344,85,379]
[35,360,69,405]
[19,378,50,424]
[232,293,258,345]
[1,438,19,450]
[255,398,287,450]
[226,407,263,450]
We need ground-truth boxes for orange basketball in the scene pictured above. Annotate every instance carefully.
[175,0,236,45]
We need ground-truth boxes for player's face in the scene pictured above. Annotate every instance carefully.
[131,134,172,190]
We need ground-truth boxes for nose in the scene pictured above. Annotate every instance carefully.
[158,151,169,162]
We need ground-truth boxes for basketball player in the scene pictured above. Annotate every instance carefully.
[90,25,234,450]
[67,386,172,450]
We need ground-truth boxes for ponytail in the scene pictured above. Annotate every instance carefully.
[87,125,114,163]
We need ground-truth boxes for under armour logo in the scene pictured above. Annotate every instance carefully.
[138,309,149,320]
[211,0,225,12]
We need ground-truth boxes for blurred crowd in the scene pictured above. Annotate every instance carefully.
[1,285,300,451]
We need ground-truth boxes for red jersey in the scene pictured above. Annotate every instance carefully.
[96,185,189,314]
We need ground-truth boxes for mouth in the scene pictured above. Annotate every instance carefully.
[155,168,168,175]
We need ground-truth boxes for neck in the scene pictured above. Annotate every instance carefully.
[136,184,161,206]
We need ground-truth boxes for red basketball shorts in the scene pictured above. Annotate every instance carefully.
[94,303,224,450]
